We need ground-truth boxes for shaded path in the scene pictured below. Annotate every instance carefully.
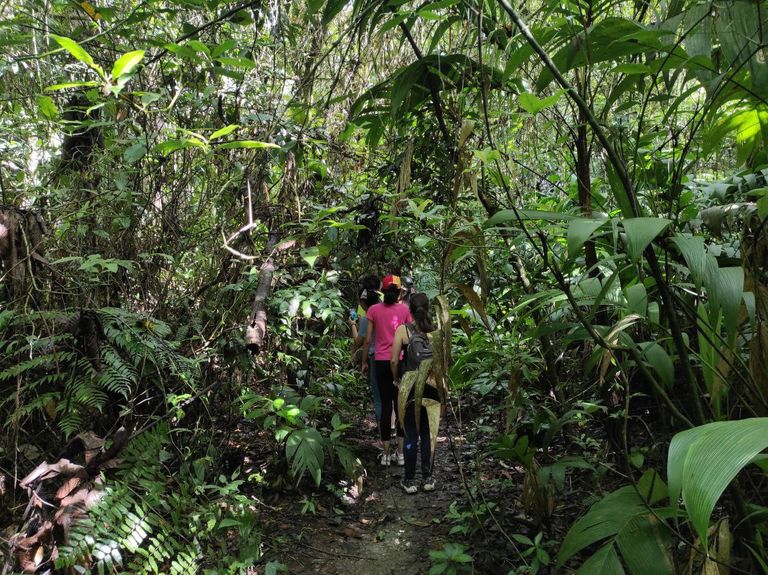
[272,417,467,575]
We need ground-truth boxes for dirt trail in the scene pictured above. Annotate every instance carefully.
[275,425,465,575]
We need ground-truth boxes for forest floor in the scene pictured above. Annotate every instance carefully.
[255,414,468,575]
[250,405,543,575]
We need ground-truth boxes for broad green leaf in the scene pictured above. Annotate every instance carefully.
[209,124,239,140]
[484,209,577,227]
[625,284,647,316]
[704,265,744,345]
[575,544,625,575]
[605,161,634,218]
[36,95,58,120]
[639,341,673,388]
[391,60,425,117]
[616,515,674,575]
[153,138,207,156]
[301,247,320,267]
[111,50,144,79]
[622,217,672,263]
[51,34,96,68]
[668,419,768,548]
[671,235,707,289]
[124,143,147,163]
[518,90,565,114]
[217,140,279,149]
[45,80,101,91]
[612,63,651,75]
[567,217,609,259]
[558,486,646,566]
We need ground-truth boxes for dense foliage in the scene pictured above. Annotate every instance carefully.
[2,0,768,573]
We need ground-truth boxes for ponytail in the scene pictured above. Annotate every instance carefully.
[409,293,435,333]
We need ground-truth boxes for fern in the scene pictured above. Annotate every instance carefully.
[58,423,262,575]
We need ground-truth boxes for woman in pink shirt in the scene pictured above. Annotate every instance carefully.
[362,275,412,465]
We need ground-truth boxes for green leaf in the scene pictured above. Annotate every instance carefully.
[124,143,147,163]
[285,427,324,486]
[557,486,647,566]
[518,90,565,114]
[704,266,744,345]
[671,235,707,289]
[567,217,609,259]
[668,419,768,548]
[622,217,672,263]
[639,342,673,388]
[575,543,625,574]
[484,209,577,227]
[301,247,320,267]
[111,50,145,79]
[209,124,239,140]
[36,95,58,120]
[605,161,634,218]
[51,34,96,67]
[153,138,207,156]
[625,284,647,316]
[45,81,101,91]
[217,140,279,149]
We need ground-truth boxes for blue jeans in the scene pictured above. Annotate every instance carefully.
[403,402,431,481]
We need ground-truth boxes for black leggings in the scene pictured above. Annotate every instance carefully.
[375,360,404,441]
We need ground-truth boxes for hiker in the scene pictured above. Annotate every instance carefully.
[390,293,444,493]
[350,275,382,436]
[362,274,411,466]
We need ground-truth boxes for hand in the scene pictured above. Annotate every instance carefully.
[361,361,369,376]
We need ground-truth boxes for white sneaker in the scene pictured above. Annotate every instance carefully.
[422,477,436,492]
[378,451,390,466]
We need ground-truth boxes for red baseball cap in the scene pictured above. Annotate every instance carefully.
[381,275,402,290]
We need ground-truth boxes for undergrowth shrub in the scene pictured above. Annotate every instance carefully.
[57,422,263,574]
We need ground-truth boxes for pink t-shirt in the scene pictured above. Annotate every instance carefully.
[366,302,412,360]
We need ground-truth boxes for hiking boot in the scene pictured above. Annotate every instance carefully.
[400,479,418,494]
[422,476,436,492]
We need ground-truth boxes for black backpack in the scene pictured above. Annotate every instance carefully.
[404,324,433,373]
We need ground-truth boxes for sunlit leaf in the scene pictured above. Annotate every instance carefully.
[518,90,565,114]
[209,124,239,140]
[217,140,279,149]
[111,50,145,79]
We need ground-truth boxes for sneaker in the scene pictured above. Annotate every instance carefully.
[378,451,390,466]
[400,479,418,494]
[422,476,436,492]
[389,450,405,466]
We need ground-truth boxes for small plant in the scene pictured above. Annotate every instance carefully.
[509,532,552,574]
[428,542,474,574]
[445,500,497,537]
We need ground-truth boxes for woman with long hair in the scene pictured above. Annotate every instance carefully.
[390,293,442,493]
[362,275,411,465]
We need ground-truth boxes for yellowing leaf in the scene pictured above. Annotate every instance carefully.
[79,1,101,20]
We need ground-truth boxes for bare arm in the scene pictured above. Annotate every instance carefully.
[361,318,373,372]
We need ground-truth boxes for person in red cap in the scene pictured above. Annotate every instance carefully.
[362,274,412,466]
